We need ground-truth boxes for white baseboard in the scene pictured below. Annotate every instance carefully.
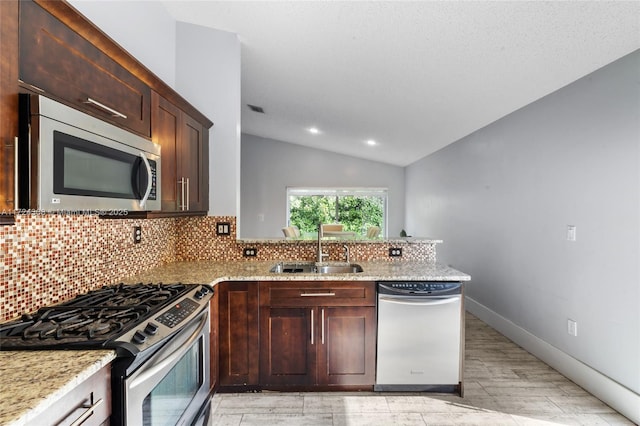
[465,296,640,424]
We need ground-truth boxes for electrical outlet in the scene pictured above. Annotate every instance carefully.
[567,225,576,241]
[216,222,231,236]
[243,248,257,257]
[567,319,578,336]
[133,226,142,244]
[389,247,402,257]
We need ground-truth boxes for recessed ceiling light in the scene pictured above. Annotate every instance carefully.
[366,139,377,146]
[308,127,320,134]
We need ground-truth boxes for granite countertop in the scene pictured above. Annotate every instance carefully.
[118,260,471,285]
[0,350,116,426]
[0,260,469,425]
[236,237,444,244]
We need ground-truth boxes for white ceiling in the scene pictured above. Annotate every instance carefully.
[162,1,640,167]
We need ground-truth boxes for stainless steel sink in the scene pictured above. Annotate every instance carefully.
[270,262,363,274]
[316,264,363,274]
[270,262,316,273]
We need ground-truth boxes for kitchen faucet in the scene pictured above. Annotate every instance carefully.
[343,245,350,263]
[317,223,328,263]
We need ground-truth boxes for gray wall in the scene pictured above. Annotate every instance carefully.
[241,134,405,238]
[405,50,640,394]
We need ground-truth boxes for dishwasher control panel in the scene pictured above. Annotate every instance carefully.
[377,281,461,296]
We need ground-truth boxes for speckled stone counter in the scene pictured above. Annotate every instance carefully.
[0,350,116,426]
[117,260,471,285]
[0,260,469,425]
[236,237,444,244]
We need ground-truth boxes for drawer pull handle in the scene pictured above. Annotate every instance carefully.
[69,398,103,426]
[85,98,127,119]
[301,292,335,297]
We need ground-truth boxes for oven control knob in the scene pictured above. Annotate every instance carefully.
[194,290,204,300]
[132,330,147,344]
[145,322,159,335]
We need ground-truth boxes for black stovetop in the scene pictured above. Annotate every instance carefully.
[0,283,192,351]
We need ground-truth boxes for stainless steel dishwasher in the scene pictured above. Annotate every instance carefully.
[375,281,463,395]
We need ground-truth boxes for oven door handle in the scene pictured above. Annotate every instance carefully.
[138,152,153,209]
[130,311,207,388]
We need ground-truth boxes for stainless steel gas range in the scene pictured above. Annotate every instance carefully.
[0,282,213,426]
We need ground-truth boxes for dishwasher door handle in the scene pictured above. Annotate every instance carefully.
[378,295,460,306]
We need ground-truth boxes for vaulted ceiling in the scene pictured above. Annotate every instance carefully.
[163,1,640,166]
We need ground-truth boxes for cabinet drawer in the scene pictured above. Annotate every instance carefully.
[260,281,375,307]
[19,0,151,137]
[30,364,111,426]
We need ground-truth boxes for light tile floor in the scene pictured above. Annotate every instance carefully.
[205,313,635,425]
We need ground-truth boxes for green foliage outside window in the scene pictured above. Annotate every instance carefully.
[288,193,384,236]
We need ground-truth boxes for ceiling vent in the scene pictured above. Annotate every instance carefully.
[247,104,265,113]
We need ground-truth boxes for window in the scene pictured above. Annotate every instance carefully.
[286,187,387,237]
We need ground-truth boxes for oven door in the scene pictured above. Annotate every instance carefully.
[125,308,210,426]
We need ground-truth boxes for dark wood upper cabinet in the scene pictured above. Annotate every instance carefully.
[0,0,19,215]
[19,0,151,137]
[2,0,213,217]
[181,113,209,212]
[152,91,209,213]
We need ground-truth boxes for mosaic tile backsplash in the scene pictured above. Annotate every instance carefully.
[1,214,437,321]
[0,214,177,321]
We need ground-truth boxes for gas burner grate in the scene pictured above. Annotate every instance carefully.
[0,282,196,350]
[17,306,151,341]
[64,283,187,309]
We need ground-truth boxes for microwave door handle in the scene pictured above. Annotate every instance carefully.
[138,152,153,208]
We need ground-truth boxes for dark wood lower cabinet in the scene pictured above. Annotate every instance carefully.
[260,305,376,387]
[257,281,377,390]
[259,307,315,386]
[217,282,259,389]
[216,280,377,392]
[318,306,376,385]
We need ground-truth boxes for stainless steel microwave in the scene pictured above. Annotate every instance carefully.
[17,94,161,212]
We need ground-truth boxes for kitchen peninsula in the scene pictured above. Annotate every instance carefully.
[0,256,469,425]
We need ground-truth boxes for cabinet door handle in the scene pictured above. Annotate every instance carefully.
[186,177,190,210]
[301,292,335,297]
[69,397,103,426]
[178,177,186,210]
[321,308,325,345]
[310,309,314,345]
[84,97,127,119]
[14,137,18,210]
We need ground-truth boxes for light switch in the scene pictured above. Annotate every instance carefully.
[216,222,231,236]
[567,225,576,241]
